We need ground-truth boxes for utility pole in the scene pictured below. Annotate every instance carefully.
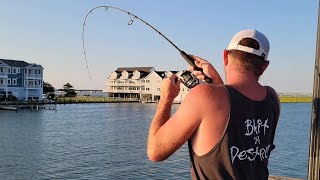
[308,1,320,179]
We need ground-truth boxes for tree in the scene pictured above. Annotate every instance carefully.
[43,81,55,94]
[63,83,77,97]
[43,81,55,99]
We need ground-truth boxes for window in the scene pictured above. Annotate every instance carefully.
[7,79,11,85]
[0,68,3,73]
[12,79,17,85]
[157,88,160,91]
[28,69,31,74]
[13,68,16,74]
[141,80,145,83]
[146,80,150,83]
[146,88,150,91]
[0,79,3,85]
[17,68,20,73]
[35,81,37,85]
[8,68,11,74]
[24,69,27,74]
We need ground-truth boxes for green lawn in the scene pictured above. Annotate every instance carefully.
[279,95,312,103]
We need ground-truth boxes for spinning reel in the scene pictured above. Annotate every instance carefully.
[179,70,200,89]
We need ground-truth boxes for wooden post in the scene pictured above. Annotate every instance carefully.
[308,2,320,179]
[15,100,18,112]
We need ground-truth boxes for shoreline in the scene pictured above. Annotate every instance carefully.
[0,95,313,107]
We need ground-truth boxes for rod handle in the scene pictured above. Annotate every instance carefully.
[180,51,213,83]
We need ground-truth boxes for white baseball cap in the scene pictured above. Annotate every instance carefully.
[227,29,270,60]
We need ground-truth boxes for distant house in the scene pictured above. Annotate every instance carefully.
[75,89,107,97]
[0,59,43,100]
[105,67,190,103]
[53,89,107,97]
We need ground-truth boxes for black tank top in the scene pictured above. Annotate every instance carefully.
[188,85,280,180]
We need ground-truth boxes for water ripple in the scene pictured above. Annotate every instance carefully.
[0,103,310,179]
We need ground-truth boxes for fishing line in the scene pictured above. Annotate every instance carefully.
[82,5,212,83]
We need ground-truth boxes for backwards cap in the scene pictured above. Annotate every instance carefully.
[227,29,270,60]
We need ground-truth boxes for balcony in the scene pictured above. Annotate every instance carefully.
[26,85,42,89]
[25,74,42,79]
[0,72,7,77]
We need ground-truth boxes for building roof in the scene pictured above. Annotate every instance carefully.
[154,71,179,79]
[28,63,44,69]
[0,59,30,67]
[115,67,154,73]
[140,72,149,78]
[170,71,179,74]
[155,71,167,79]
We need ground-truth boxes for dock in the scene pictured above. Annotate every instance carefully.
[269,176,302,180]
[0,99,57,111]
[0,106,17,111]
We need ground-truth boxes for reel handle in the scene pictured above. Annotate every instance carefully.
[180,51,213,84]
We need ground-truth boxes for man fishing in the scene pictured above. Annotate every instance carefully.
[147,29,280,180]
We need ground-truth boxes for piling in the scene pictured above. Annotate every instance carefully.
[308,1,320,179]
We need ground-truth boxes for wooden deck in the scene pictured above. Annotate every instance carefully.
[0,106,17,111]
[269,176,303,180]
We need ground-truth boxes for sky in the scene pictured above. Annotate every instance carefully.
[0,0,319,93]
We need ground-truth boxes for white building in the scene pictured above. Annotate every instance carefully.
[0,59,43,100]
[106,67,190,103]
[75,90,108,97]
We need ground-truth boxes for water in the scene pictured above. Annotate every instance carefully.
[0,103,311,179]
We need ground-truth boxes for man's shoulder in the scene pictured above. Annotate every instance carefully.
[265,86,279,97]
[192,83,227,93]
[187,84,228,105]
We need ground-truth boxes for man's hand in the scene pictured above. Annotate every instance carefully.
[160,74,181,102]
[188,55,224,85]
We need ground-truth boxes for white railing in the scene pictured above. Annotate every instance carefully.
[0,72,7,77]
[27,85,41,89]
[113,82,137,86]
[25,74,42,78]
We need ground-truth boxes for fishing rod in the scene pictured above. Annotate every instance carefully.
[82,5,212,84]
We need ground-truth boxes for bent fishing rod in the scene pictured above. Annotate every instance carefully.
[82,5,212,84]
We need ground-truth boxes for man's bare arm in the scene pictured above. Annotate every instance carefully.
[147,83,208,162]
[147,98,174,162]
